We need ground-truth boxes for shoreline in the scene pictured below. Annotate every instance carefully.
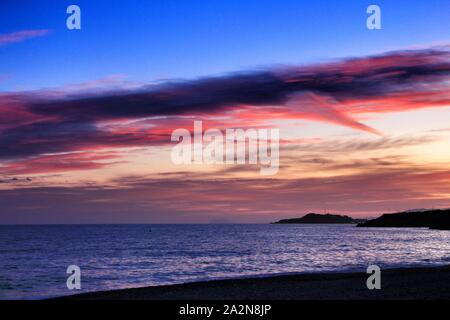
[58,264,450,300]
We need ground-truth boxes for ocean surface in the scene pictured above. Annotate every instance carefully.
[1,224,450,299]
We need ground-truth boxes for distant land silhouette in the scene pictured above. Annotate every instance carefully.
[357,208,450,230]
[273,213,366,224]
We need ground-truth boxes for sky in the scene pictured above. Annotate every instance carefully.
[0,0,450,223]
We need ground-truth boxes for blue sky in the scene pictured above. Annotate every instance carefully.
[1,0,449,91]
[1,1,450,223]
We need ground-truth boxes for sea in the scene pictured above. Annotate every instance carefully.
[1,224,450,299]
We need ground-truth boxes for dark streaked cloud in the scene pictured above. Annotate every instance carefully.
[27,48,450,119]
[0,48,449,161]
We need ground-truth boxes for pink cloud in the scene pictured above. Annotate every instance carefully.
[0,151,124,175]
[0,29,50,46]
[0,47,448,162]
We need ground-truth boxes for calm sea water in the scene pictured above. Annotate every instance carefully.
[1,224,450,299]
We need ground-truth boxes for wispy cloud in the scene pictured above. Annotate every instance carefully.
[0,29,50,46]
[0,151,124,175]
[2,166,450,223]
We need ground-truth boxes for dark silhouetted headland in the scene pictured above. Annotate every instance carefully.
[357,208,450,230]
[273,213,366,224]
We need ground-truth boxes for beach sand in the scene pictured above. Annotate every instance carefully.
[60,265,450,300]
